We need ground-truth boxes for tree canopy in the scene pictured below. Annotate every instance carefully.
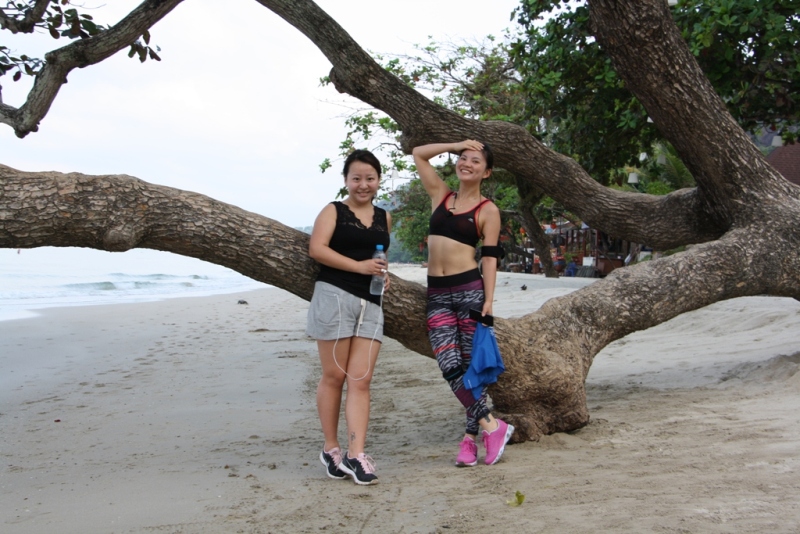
[328,0,799,187]
[1,0,799,442]
[512,0,800,182]
[323,0,798,263]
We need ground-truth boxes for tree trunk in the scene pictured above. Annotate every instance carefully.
[2,0,800,441]
[0,165,434,356]
[516,180,558,278]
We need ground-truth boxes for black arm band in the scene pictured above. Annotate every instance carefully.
[481,246,505,259]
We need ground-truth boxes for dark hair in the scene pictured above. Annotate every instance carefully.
[343,149,382,179]
[458,141,494,170]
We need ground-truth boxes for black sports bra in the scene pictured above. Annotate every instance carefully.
[429,192,490,248]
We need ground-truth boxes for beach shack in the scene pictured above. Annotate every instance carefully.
[766,142,800,187]
[534,219,644,278]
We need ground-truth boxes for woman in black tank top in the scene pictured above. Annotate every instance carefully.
[412,140,515,468]
[306,149,391,485]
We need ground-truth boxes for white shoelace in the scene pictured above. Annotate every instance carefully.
[327,447,344,466]
[355,453,376,474]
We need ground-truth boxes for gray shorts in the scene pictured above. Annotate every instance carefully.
[305,282,384,342]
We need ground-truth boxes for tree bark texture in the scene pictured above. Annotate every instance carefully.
[0,165,433,356]
[516,180,558,278]
[0,0,50,34]
[2,0,800,441]
[257,0,730,251]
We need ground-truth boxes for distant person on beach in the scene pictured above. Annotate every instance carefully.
[306,149,391,485]
[413,139,515,467]
[565,258,578,277]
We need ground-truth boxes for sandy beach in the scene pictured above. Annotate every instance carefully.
[2,265,800,533]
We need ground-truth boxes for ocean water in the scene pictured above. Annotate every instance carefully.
[0,247,268,322]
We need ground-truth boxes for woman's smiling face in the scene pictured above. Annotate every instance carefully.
[344,160,380,203]
[456,149,491,182]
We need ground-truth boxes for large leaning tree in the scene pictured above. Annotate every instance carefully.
[2,0,799,441]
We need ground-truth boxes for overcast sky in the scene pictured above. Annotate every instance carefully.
[1,0,520,229]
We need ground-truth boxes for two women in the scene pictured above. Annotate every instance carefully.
[306,149,390,485]
[307,140,511,484]
[413,140,514,467]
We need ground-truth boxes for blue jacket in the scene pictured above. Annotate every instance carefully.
[463,323,505,401]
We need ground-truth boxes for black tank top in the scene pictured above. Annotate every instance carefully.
[316,202,390,304]
[429,192,490,248]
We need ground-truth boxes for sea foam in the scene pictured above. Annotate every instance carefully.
[0,247,267,321]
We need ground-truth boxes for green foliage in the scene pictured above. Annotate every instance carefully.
[478,171,526,243]
[391,174,460,261]
[674,0,800,142]
[487,174,521,212]
[662,245,687,256]
[1,1,106,81]
[127,29,162,63]
[530,194,580,231]
[0,1,161,81]
[649,144,696,190]
[0,45,43,80]
[329,0,799,254]
[41,1,104,40]
[387,168,522,261]
[644,181,675,196]
[323,35,529,255]
[386,233,415,263]
[332,1,799,187]
[621,143,695,195]
[512,1,661,183]
[323,34,522,178]
[379,35,527,124]
[511,0,800,173]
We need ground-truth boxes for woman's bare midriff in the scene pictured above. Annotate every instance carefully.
[426,236,479,276]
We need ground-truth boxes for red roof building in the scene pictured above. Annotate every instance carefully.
[766,143,800,186]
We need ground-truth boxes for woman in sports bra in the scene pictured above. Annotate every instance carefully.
[412,140,514,467]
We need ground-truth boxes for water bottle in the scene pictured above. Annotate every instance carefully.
[369,244,387,295]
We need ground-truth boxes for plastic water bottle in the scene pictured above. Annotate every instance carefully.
[369,244,387,295]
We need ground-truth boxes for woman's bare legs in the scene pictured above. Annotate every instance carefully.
[477,413,499,433]
[343,337,380,456]
[316,337,380,455]
[317,338,349,452]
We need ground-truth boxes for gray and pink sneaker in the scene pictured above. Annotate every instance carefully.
[482,419,514,465]
[455,437,478,467]
[320,447,348,480]
[340,453,378,485]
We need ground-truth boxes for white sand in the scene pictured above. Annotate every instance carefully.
[2,265,799,533]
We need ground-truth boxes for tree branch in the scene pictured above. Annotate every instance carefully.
[0,0,184,138]
[488,223,800,439]
[5,163,797,441]
[588,0,798,224]
[0,164,433,356]
[256,0,731,251]
[0,0,50,34]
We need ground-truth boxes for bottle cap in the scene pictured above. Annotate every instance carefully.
[376,245,384,251]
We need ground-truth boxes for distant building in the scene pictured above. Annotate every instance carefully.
[766,143,800,187]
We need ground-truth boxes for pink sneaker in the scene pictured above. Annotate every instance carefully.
[455,437,478,467]
[482,418,514,465]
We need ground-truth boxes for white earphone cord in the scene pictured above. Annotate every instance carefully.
[331,285,383,381]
